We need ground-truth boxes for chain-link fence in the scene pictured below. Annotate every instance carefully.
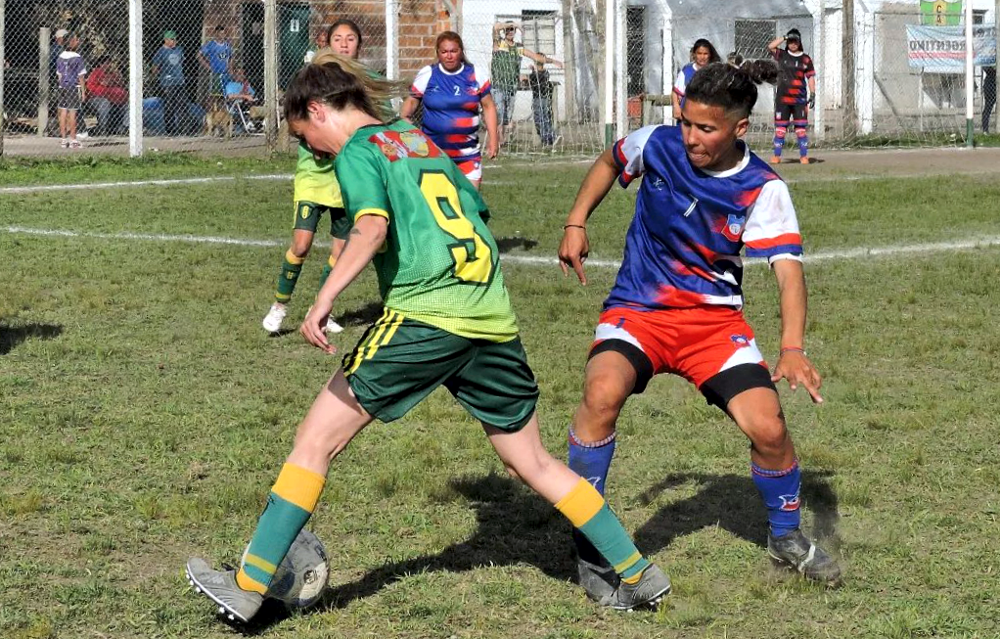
[0,0,996,159]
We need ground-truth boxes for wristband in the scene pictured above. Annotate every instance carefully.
[563,224,586,231]
[780,347,806,356]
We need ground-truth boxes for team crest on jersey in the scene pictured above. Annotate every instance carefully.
[721,214,745,241]
[368,130,442,162]
[730,334,750,347]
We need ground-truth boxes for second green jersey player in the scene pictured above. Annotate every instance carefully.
[185,57,671,624]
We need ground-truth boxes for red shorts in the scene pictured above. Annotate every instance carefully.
[592,306,768,390]
[455,157,483,182]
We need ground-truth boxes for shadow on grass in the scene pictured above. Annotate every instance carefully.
[235,470,839,633]
[631,470,840,552]
[0,322,62,355]
[495,236,539,253]
[334,301,385,328]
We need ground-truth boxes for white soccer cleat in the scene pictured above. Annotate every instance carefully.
[262,302,288,333]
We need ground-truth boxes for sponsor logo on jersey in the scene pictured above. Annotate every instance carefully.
[722,213,745,241]
[730,333,750,347]
[778,493,801,511]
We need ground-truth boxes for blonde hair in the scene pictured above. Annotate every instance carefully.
[283,52,404,123]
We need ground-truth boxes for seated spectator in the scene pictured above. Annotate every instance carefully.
[224,66,256,104]
[86,56,128,136]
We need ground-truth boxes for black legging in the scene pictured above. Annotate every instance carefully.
[161,85,186,136]
[983,67,996,133]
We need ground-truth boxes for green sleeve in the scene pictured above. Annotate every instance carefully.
[335,146,391,223]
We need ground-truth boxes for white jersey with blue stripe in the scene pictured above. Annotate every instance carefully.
[606,125,803,311]
[410,62,491,162]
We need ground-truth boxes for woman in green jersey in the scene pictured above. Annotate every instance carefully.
[186,56,670,623]
[262,19,368,334]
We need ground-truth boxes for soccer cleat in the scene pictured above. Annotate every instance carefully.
[186,558,263,623]
[60,139,69,148]
[576,556,619,606]
[70,140,82,149]
[770,156,781,165]
[768,529,841,584]
[325,317,344,334]
[262,302,288,333]
[609,564,671,611]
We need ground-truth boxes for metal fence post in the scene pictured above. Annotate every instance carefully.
[129,0,143,158]
[264,0,277,153]
[386,0,398,80]
[0,0,6,158]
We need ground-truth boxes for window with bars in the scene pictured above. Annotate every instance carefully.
[734,19,775,61]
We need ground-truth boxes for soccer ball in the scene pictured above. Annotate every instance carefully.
[250,528,329,609]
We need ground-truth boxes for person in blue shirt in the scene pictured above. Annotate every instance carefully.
[672,39,720,120]
[151,30,186,136]
[198,25,232,102]
[401,31,498,190]
[225,66,257,133]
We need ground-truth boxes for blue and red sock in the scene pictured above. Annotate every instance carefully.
[751,458,801,538]
[567,426,617,564]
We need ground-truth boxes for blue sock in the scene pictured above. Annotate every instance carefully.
[751,459,801,538]
[568,426,617,564]
[773,126,787,157]
[796,128,809,157]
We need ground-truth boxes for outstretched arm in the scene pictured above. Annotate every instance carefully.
[767,36,786,52]
[521,47,563,68]
[558,149,619,284]
[770,259,823,403]
[302,215,389,353]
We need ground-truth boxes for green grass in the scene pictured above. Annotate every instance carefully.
[2,158,999,638]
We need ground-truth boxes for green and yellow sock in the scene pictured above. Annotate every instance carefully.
[317,255,337,292]
[235,463,325,594]
[556,478,650,582]
[275,250,305,304]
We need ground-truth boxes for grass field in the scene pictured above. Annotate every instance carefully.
[2,152,1000,639]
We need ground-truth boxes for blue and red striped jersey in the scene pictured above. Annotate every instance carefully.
[411,62,491,163]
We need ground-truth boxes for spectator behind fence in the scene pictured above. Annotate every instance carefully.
[304,28,328,63]
[151,30,187,136]
[983,66,996,134]
[87,56,128,136]
[527,59,560,149]
[199,25,233,103]
[673,38,721,120]
[768,28,816,165]
[402,31,498,190]
[490,22,561,149]
[56,33,87,149]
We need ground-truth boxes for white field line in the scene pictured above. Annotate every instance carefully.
[4,225,1000,269]
[0,174,292,195]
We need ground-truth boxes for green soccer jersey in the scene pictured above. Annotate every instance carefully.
[294,141,344,208]
[335,119,518,342]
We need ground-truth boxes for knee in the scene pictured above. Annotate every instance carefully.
[291,420,348,464]
[578,375,628,434]
[289,240,311,259]
[743,413,789,455]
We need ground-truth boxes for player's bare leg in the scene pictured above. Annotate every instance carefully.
[728,387,840,583]
[187,371,374,622]
[264,229,315,333]
[322,237,346,333]
[566,351,638,603]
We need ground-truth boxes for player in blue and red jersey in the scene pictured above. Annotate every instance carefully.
[768,28,816,164]
[672,38,721,121]
[558,61,841,604]
[402,31,498,190]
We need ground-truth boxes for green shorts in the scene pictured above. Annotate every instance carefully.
[340,309,539,430]
[293,200,351,240]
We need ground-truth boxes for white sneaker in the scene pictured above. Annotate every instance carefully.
[262,302,287,333]
[325,317,344,334]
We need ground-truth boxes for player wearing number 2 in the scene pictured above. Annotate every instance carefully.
[185,55,670,624]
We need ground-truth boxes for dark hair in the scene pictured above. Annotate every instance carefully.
[684,60,778,119]
[327,19,363,48]
[284,56,400,123]
[435,31,469,64]
[786,28,802,42]
[215,25,224,32]
[726,51,744,67]
[690,39,722,64]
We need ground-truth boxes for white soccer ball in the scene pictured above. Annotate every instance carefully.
[249,528,329,609]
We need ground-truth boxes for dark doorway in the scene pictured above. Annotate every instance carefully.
[278,3,311,89]
[242,2,266,96]
[626,6,646,97]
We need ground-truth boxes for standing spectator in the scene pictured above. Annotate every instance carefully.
[151,30,187,136]
[198,25,233,103]
[86,57,128,136]
[327,19,362,59]
[527,59,560,148]
[402,31,498,190]
[304,28,328,63]
[490,22,561,149]
[56,33,86,149]
[768,28,816,165]
[51,28,68,80]
[672,39,721,120]
[983,66,996,134]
